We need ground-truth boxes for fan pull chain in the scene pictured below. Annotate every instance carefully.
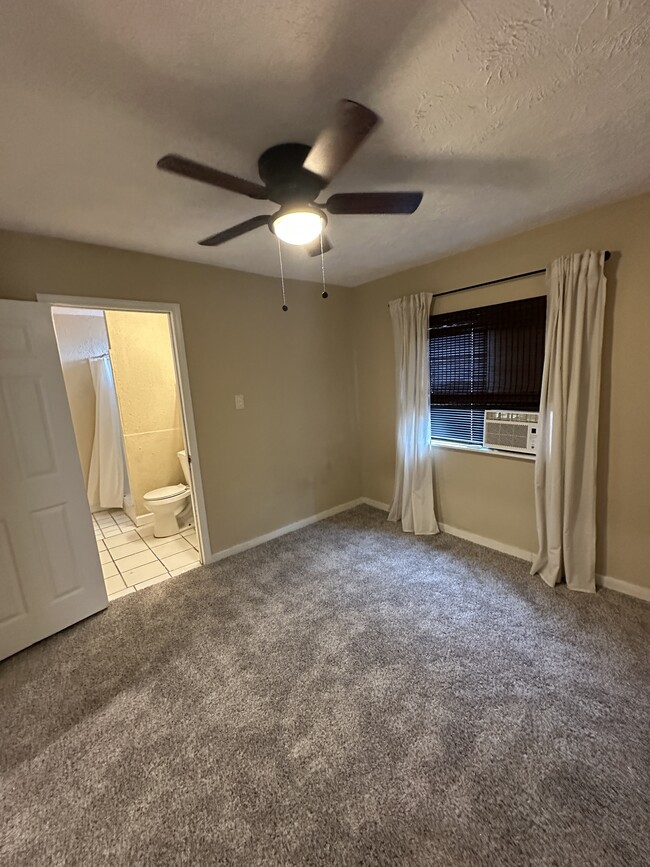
[320,233,328,299]
[277,238,288,311]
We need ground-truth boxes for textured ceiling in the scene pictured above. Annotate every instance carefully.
[1,0,649,286]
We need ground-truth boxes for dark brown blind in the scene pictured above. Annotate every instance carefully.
[429,295,547,410]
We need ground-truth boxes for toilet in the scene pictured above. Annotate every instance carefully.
[143,450,192,537]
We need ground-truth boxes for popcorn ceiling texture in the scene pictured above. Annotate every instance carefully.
[0,0,648,285]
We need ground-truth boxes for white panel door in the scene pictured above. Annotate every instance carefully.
[0,299,107,661]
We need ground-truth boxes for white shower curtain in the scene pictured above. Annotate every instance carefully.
[531,250,607,592]
[388,292,439,535]
[87,355,126,511]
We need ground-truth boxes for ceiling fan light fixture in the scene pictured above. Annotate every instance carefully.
[271,206,326,246]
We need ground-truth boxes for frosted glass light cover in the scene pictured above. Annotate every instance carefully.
[272,210,324,245]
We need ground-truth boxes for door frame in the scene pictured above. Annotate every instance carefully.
[37,293,211,565]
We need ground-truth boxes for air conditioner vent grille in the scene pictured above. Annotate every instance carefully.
[483,410,539,454]
[484,421,529,449]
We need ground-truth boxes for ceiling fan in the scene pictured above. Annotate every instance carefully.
[157,99,423,256]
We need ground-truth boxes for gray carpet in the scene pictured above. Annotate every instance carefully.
[1,505,649,866]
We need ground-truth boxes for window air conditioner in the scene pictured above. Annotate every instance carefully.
[483,410,539,455]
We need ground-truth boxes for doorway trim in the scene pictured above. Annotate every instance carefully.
[37,293,211,565]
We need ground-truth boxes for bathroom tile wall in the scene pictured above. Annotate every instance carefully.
[104,310,185,519]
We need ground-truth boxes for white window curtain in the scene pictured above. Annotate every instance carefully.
[531,250,607,592]
[87,355,126,511]
[388,292,439,535]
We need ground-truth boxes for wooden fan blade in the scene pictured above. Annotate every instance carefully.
[325,191,423,215]
[158,154,268,200]
[305,233,333,257]
[303,100,380,184]
[198,215,270,247]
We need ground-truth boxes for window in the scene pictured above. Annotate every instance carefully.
[429,296,547,446]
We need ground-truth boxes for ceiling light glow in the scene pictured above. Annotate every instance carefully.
[272,208,325,245]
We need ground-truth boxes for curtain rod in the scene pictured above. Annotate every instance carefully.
[389,250,611,305]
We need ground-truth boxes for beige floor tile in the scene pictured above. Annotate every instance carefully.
[96,539,106,552]
[147,532,182,548]
[102,561,119,580]
[116,549,157,573]
[105,531,141,550]
[102,527,123,537]
[170,560,201,577]
[111,539,150,560]
[182,531,199,549]
[104,574,126,594]
[121,560,169,587]
[134,574,170,590]
[108,586,136,601]
[153,536,192,559]
[160,549,199,571]
[99,550,113,565]
[136,524,155,538]
[181,526,196,537]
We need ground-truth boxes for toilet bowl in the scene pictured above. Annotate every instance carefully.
[143,450,192,537]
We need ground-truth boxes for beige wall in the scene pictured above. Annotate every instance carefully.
[0,232,362,554]
[51,309,109,487]
[354,193,650,591]
[2,193,648,592]
[105,310,185,518]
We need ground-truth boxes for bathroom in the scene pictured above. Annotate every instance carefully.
[51,305,202,600]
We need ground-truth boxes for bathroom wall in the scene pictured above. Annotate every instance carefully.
[104,310,185,519]
[51,307,109,487]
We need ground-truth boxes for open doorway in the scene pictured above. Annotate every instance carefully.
[39,296,210,601]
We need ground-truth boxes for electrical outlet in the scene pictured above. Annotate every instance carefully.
[235,394,245,410]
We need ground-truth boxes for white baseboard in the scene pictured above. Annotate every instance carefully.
[438,525,650,600]
[133,512,154,528]
[361,497,390,512]
[438,522,535,563]
[206,494,650,602]
[207,498,364,564]
[596,573,650,601]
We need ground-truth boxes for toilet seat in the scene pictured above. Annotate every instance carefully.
[143,484,189,504]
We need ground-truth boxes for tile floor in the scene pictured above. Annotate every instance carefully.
[93,509,201,602]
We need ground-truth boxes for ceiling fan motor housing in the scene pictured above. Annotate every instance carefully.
[257,143,325,205]
[156,99,422,252]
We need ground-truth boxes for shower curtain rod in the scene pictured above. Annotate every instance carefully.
[388,250,611,305]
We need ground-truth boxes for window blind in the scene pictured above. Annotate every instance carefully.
[430,407,485,446]
[429,295,547,410]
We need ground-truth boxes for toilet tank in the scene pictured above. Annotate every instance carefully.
[177,450,191,486]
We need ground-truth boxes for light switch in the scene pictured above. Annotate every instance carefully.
[235,394,245,410]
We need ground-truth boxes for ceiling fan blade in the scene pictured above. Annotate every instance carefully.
[303,100,380,184]
[325,191,423,215]
[305,233,333,257]
[198,215,270,247]
[158,154,268,200]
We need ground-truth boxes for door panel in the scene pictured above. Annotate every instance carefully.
[0,519,27,625]
[0,299,107,661]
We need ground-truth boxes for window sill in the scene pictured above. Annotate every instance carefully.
[430,440,536,462]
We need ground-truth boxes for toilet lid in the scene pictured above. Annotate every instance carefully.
[143,484,189,501]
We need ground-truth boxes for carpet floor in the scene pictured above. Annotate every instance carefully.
[1,505,649,866]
